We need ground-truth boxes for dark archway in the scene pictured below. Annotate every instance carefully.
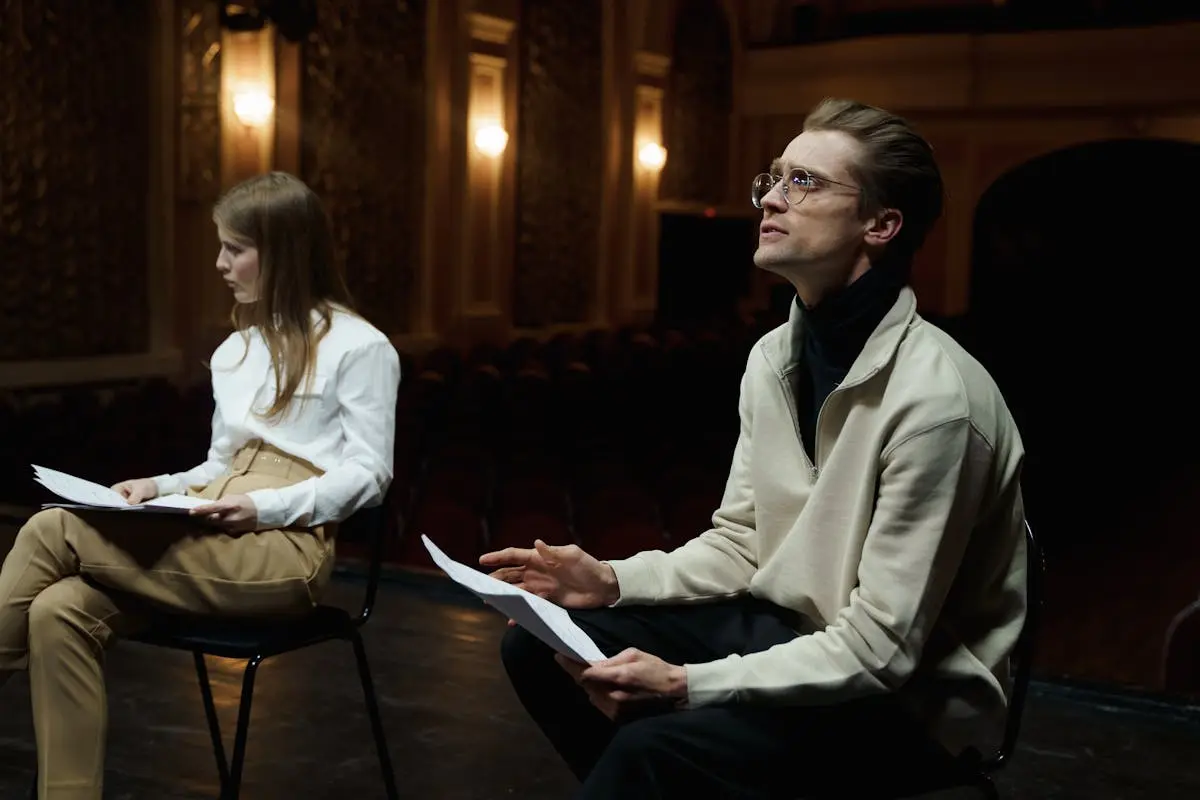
[967,138,1200,549]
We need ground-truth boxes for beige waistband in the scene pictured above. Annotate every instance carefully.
[230,439,323,482]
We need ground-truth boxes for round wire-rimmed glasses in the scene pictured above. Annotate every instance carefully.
[751,168,859,209]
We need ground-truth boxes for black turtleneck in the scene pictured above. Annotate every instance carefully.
[793,267,904,461]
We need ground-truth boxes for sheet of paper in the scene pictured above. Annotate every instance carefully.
[33,465,129,507]
[140,493,208,510]
[32,465,208,513]
[421,534,606,664]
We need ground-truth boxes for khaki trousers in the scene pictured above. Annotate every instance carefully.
[0,439,337,800]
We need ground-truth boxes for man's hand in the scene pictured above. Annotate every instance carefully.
[189,494,258,533]
[480,540,620,609]
[111,478,159,505]
[557,655,621,719]
[556,648,688,720]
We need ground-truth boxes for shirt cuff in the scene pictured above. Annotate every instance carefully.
[681,656,741,708]
[606,555,662,606]
[246,487,288,530]
[153,474,185,497]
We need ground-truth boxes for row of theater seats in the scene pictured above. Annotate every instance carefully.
[383,320,771,565]
[0,315,784,566]
[0,379,214,511]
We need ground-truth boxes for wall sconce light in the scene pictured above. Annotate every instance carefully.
[637,141,667,171]
[473,123,509,157]
[232,87,275,127]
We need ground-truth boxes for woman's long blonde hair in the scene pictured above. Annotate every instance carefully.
[212,171,355,419]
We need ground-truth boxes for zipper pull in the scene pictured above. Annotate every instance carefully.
[810,465,820,481]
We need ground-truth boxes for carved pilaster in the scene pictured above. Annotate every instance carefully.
[458,13,518,338]
[624,51,670,319]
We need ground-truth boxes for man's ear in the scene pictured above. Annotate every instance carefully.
[864,208,903,247]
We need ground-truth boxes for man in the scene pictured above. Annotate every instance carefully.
[481,98,1027,799]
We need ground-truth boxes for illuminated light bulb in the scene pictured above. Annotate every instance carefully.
[474,124,509,157]
[637,141,667,170]
[233,89,275,127]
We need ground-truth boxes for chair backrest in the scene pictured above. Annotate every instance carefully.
[336,496,391,627]
[1162,597,1200,694]
[984,519,1045,772]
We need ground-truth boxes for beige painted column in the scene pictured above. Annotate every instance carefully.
[273,38,302,176]
[418,0,460,343]
[174,0,225,382]
[453,12,518,343]
[596,0,633,327]
[148,0,178,359]
[621,52,670,324]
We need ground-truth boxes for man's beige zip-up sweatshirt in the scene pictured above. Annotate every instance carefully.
[608,287,1028,757]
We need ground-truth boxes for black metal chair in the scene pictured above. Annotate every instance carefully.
[147,502,400,798]
[889,520,1046,799]
[1162,596,1200,694]
[27,502,400,799]
[808,520,1045,800]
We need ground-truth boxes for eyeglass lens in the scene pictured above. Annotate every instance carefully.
[751,169,814,209]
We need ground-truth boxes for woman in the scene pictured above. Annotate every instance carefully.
[0,171,401,799]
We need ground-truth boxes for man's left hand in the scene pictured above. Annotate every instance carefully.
[189,494,259,533]
[556,648,687,720]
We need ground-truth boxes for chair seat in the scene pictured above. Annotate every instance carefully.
[130,605,355,660]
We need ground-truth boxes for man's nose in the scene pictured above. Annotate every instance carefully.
[761,183,788,213]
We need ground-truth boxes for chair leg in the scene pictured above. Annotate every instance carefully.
[193,651,231,790]
[350,629,399,799]
[224,654,263,800]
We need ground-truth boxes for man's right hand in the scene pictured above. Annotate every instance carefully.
[480,539,620,609]
[111,478,160,505]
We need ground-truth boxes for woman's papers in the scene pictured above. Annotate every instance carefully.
[421,534,606,664]
[32,465,208,514]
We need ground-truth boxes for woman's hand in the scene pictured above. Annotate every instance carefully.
[189,494,259,533]
[111,478,159,505]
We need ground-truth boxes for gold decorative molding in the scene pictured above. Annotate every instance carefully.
[462,69,506,318]
[469,52,509,84]
[469,12,516,45]
[740,22,1200,115]
[628,83,665,315]
[635,50,671,79]
[636,84,665,129]
[457,12,518,332]
[460,43,515,325]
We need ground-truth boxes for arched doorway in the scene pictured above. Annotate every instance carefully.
[968,138,1200,690]
[969,138,1200,540]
